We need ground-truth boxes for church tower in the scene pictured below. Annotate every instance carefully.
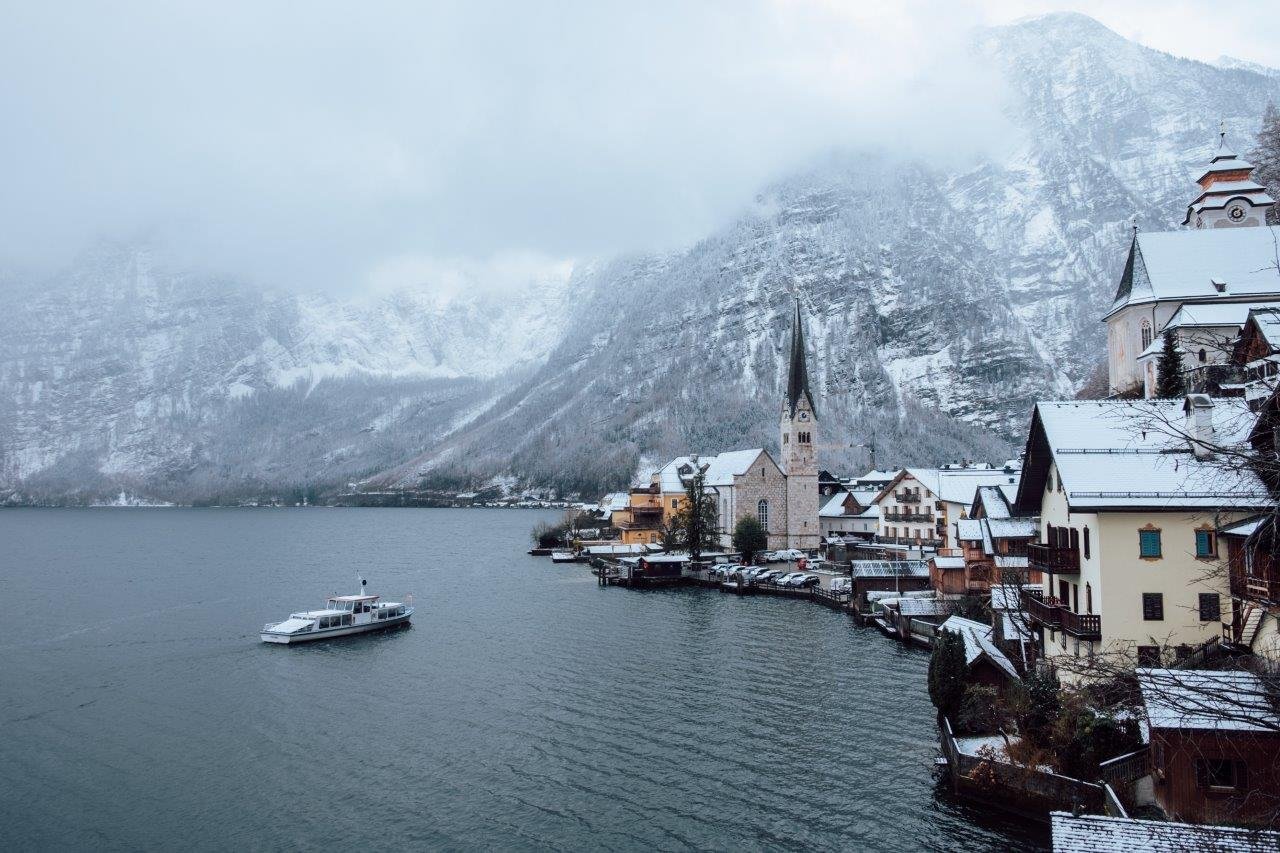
[1183,123,1275,229]
[780,300,819,550]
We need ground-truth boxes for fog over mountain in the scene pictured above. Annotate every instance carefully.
[3,12,1279,503]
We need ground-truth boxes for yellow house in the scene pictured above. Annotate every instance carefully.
[1013,397,1269,680]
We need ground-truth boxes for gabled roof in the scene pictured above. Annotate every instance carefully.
[656,449,771,491]
[955,517,984,542]
[939,615,1020,681]
[1014,399,1270,513]
[973,485,1013,519]
[1105,225,1280,318]
[850,560,928,578]
[784,300,815,418]
[819,491,852,517]
[1051,812,1280,853]
[877,467,1021,507]
[1138,668,1280,732]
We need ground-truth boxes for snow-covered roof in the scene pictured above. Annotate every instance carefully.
[847,488,881,505]
[993,555,1030,569]
[987,518,1038,539]
[1000,613,1032,641]
[1107,225,1280,316]
[931,555,965,570]
[1051,812,1280,853]
[1247,306,1280,350]
[1164,300,1276,331]
[850,560,929,578]
[655,449,768,491]
[1219,516,1265,538]
[894,597,954,616]
[820,491,851,517]
[955,518,984,541]
[582,543,662,555]
[975,485,1012,519]
[1023,399,1270,511]
[704,448,767,485]
[601,491,630,512]
[1137,668,1280,732]
[854,505,879,519]
[990,584,1036,610]
[895,468,1021,506]
[939,615,1020,681]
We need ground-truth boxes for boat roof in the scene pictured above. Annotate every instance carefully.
[329,594,380,602]
[297,609,347,618]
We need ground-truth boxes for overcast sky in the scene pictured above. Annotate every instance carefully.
[1,1,1276,294]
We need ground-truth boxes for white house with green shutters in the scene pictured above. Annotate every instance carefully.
[1012,396,1270,680]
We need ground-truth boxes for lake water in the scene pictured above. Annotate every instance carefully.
[1,508,1046,851]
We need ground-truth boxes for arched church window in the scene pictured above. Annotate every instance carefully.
[1140,320,1152,350]
[757,499,769,527]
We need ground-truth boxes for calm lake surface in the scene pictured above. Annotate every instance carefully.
[1,508,1046,851]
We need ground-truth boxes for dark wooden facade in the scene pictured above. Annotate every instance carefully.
[1150,726,1280,828]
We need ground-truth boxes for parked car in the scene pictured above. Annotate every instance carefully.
[775,572,803,586]
[745,567,770,580]
[829,577,852,594]
[757,570,782,583]
[775,549,805,561]
[795,574,820,588]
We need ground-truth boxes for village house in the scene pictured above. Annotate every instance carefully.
[1219,516,1280,662]
[943,484,1039,598]
[873,466,1021,552]
[818,485,880,541]
[937,615,1022,693]
[611,484,666,545]
[1137,668,1280,829]
[1012,396,1271,679]
[1229,306,1280,406]
[1138,301,1279,399]
[1104,129,1279,397]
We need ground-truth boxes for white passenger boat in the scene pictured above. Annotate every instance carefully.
[261,577,413,644]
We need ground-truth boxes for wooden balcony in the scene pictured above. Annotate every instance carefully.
[1232,572,1280,605]
[1024,592,1062,628]
[888,512,934,523]
[1060,608,1101,640]
[896,491,921,504]
[1028,542,1080,574]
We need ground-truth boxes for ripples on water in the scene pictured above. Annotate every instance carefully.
[0,509,1047,851]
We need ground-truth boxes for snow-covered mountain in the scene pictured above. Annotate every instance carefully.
[3,13,1279,503]
[0,245,571,501]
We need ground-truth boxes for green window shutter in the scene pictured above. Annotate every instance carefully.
[1139,530,1162,558]
[1195,530,1213,557]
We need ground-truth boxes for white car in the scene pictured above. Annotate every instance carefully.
[775,572,803,586]
[829,577,852,594]
[775,549,805,561]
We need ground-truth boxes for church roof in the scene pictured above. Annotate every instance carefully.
[1105,225,1280,319]
[785,300,815,418]
[1163,300,1279,331]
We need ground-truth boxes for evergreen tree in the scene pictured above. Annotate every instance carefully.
[927,628,968,721]
[671,463,720,562]
[732,514,768,564]
[1154,332,1185,398]
[1249,101,1280,226]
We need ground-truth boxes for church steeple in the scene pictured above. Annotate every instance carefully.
[785,300,815,419]
[1183,122,1275,228]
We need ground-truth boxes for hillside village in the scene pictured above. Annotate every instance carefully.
[540,123,1280,843]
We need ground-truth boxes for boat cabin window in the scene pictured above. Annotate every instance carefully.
[397,606,405,617]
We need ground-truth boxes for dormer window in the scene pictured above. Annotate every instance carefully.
[1211,278,1227,293]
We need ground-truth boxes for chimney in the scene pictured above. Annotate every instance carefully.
[1183,394,1215,459]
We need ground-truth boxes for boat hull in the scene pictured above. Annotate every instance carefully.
[261,611,412,644]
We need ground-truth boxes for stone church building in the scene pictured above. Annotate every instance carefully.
[651,302,821,551]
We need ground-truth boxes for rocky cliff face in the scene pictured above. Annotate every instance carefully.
[3,13,1278,502]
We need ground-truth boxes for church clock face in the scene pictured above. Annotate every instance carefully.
[1228,203,1246,222]
[799,412,809,422]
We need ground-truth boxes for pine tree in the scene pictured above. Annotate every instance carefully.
[1154,332,1186,399]
[1250,101,1280,226]
[671,464,720,562]
[927,628,968,721]
[732,514,768,564]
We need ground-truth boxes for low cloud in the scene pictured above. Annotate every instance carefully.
[0,1,1014,293]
